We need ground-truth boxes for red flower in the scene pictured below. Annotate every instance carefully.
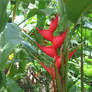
[40,48,76,79]
[35,27,53,41]
[35,14,59,41]
[40,62,55,79]
[49,14,59,32]
[35,42,57,58]
[52,29,67,49]
[34,14,77,79]
[35,14,68,50]
[56,48,77,69]
[68,48,77,58]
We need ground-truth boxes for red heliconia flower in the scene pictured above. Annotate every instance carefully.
[52,29,67,49]
[35,42,57,58]
[39,48,77,79]
[35,27,53,41]
[40,62,55,79]
[49,14,59,32]
[56,48,77,69]
[34,14,78,80]
[56,56,62,69]
[68,48,77,59]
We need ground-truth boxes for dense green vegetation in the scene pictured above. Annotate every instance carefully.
[0,0,92,92]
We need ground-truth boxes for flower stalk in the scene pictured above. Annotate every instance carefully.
[81,17,84,92]
[35,14,77,92]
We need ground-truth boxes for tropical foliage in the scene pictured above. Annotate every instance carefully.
[0,0,92,92]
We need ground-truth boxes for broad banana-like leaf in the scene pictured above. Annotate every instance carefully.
[0,23,22,70]
[63,0,92,23]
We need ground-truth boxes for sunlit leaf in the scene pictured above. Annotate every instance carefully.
[63,0,92,23]
[0,23,22,70]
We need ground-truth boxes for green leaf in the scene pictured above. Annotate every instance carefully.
[15,48,28,59]
[40,8,56,15]
[38,0,50,9]
[85,57,92,63]
[69,62,80,75]
[0,87,7,92]
[0,71,6,88]
[27,8,43,19]
[21,0,35,4]
[7,62,18,78]
[18,60,26,73]
[35,0,51,42]
[0,0,9,19]
[63,0,92,23]
[68,85,80,92]
[67,79,78,92]
[0,23,22,70]
[30,0,35,4]
[6,78,24,92]
[21,41,37,55]
[27,8,56,19]
[0,0,9,32]
[84,63,92,76]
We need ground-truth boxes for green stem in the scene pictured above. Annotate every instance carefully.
[12,2,17,22]
[51,63,56,92]
[58,0,64,29]
[64,50,69,92]
[58,0,69,92]
[60,48,65,79]
[81,17,84,92]
[54,61,62,92]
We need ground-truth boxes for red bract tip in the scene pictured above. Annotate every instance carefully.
[56,56,66,70]
[40,62,55,79]
[35,27,53,41]
[40,62,51,73]
[56,56,61,69]
[56,48,77,69]
[49,14,59,32]
[35,42,57,58]
[68,48,77,59]
[52,29,67,49]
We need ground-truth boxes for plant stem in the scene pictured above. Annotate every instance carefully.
[54,62,62,92]
[64,50,69,92]
[51,63,56,92]
[58,0,64,29]
[12,2,17,22]
[81,17,84,92]
[58,0,68,92]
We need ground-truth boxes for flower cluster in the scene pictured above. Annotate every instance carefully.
[35,14,76,78]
